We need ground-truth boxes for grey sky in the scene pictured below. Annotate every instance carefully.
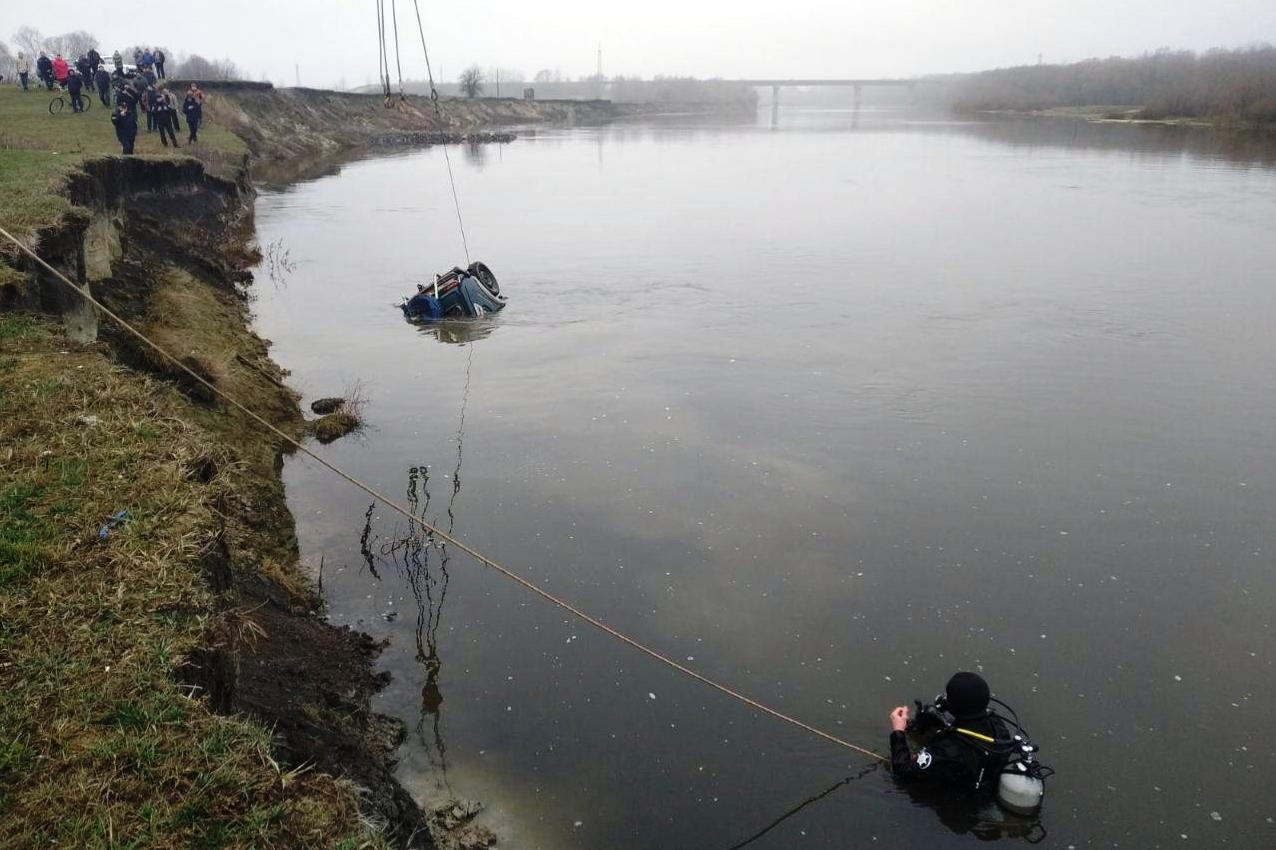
[11,0,1275,89]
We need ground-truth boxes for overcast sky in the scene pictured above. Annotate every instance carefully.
[11,0,1276,88]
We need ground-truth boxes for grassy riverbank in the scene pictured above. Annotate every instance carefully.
[0,81,474,848]
[0,313,383,849]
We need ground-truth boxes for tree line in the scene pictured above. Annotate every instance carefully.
[2,26,240,82]
[924,45,1276,123]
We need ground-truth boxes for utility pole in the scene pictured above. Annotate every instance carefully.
[295,64,300,86]
[496,68,500,98]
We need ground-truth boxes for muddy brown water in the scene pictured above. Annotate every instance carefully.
[251,108,1276,848]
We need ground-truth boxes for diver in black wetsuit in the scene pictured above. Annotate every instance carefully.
[889,671,1011,794]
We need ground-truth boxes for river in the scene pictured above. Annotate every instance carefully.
[250,106,1276,848]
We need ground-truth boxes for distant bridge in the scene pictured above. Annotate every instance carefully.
[730,79,917,88]
[727,78,920,122]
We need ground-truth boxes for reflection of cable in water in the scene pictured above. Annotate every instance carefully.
[721,763,879,850]
[359,502,381,580]
[445,343,472,535]
[359,466,453,796]
[354,349,472,797]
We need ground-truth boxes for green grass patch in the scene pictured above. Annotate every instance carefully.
[0,315,388,850]
[0,313,38,341]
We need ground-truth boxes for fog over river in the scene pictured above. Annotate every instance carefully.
[251,106,1276,848]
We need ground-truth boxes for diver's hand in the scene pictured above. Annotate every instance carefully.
[890,706,910,732]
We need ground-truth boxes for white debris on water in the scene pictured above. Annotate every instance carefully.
[1209,811,1222,821]
[648,692,657,700]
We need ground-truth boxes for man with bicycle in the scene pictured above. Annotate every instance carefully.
[66,70,85,114]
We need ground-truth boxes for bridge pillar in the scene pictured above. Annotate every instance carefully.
[771,85,780,126]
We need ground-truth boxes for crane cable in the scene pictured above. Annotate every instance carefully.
[408,0,471,264]
[0,223,886,766]
[375,0,392,104]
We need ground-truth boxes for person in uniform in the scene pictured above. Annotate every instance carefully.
[888,671,1010,793]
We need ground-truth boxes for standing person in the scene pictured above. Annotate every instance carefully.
[75,54,92,82]
[66,70,85,113]
[154,48,166,79]
[112,50,123,73]
[182,84,203,143]
[87,47,102,73]
[142,85,155,133]
[111,103,138,154]
[94,65,112,106]
[37,52,53,89]
[141,47,155,71]
[52,54,70,87]
[162,84,181,135]
[16,53,31,92]
[115,80,139,116]
[150,86,178,147]
[133,48,143,66]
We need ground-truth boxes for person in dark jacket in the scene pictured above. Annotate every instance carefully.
[115,81,139,117]
[94,66,112,105]
[75,55,92,81]
[111,103,138,154]
[87,47,102,73]
[182,85,203,143]
[66,70,85,113]
[37,53,54,89]
[149,86,178,147]
[889,671,1010,795]
[154,48,166,79]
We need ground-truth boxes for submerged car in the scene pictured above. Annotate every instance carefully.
[401,261,506,322]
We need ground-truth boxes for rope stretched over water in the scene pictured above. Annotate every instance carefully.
[0,224,886,765]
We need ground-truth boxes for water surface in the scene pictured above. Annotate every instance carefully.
[252,107,1276,848]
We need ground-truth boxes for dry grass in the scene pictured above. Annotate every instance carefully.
[0,312,388,850]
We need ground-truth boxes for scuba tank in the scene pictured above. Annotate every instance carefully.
[996,736,1048,814]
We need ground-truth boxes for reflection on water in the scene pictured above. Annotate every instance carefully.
[253,108,1276,849]
[723,763,881,850]
[355,346,473,798]
[413,319,501,345]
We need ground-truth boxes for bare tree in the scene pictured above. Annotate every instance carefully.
[0,43,13,80]
[458,65,485,98]
[172,54,241,81]
[45,30,96,59]
[12,26,44,57]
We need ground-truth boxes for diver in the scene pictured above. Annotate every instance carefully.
[889,671,1050,813]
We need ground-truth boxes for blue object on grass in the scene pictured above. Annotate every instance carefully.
[98,509,129,539]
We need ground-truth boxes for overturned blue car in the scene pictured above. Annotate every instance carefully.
[401,261,507,322]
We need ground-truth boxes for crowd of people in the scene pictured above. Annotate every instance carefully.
[11,42,205,155]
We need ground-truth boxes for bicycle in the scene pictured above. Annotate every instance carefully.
[49,84,92,114]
